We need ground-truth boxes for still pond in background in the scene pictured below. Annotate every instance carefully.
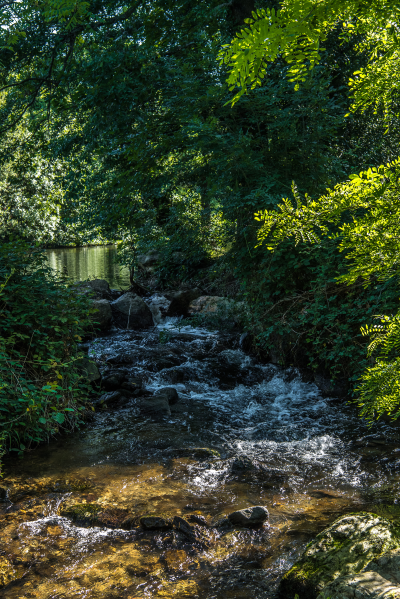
[46,245,130,288]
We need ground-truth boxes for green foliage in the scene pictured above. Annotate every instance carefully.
[0,0,358,251]
[356,314,400,422]
[253,159,400,419]
[255,160,400,286]
[218,0,400,419]
[2,0,400,418]
[220,0,400,121]
[232,236,400,384]
[0,241,93,460]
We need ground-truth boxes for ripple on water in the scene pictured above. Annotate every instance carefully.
[1,319,399,598]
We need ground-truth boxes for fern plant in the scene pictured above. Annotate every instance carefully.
[357,314,400,421]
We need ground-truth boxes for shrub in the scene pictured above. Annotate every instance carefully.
[0,241,93,468]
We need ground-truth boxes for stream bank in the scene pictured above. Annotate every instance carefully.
[1,280,400,598]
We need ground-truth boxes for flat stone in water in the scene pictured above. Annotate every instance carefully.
[228,506,269,526]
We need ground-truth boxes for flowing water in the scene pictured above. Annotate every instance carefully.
[2,263,400,598]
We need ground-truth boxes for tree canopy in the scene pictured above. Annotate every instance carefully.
[221,0,400,118]
[2,0,400,424]
[221,0,400,421]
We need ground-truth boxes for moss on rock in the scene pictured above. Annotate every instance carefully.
[279,512,400,599]
[0,557,19,589]
[60,503,132,529]
[60,503,102,526]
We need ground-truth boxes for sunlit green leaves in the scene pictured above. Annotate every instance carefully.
[255,158,400,286]
[220,0,400,118]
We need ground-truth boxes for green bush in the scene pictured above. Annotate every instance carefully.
[230,236,400,389]
[0,241,94,467]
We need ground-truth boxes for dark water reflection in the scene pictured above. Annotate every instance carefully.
[46,245,130,288]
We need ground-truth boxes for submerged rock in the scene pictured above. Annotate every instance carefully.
[140,514,172,530]
[111,292,154,329]
[139,397,171,420]
[155,387,179,405]
[60,503,131,529]
[60,503,102,526]
[279,512,400,599]
[0,486,8,501]
[227,506,269,527]
[0,557,19,589]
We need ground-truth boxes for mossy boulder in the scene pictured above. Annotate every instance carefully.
[317,548,400,598]
[279,512,400,599]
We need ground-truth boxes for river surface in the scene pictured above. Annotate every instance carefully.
[1,259,400,598]
[46,246,130,288]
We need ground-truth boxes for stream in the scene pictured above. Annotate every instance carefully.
[1,248,400,598]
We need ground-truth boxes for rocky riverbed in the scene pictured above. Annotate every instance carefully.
[1,284,400,598]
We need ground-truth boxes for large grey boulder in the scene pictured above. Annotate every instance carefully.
[77,279,111,299]
[279,513,400,599]
[228,506,269,527]
[91,299,112,331]
[111,292,153,329]
[317,550,400,598]
[137,251,160,274]
[166,289,201,317]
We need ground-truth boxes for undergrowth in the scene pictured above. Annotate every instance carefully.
[0,241,95,471]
